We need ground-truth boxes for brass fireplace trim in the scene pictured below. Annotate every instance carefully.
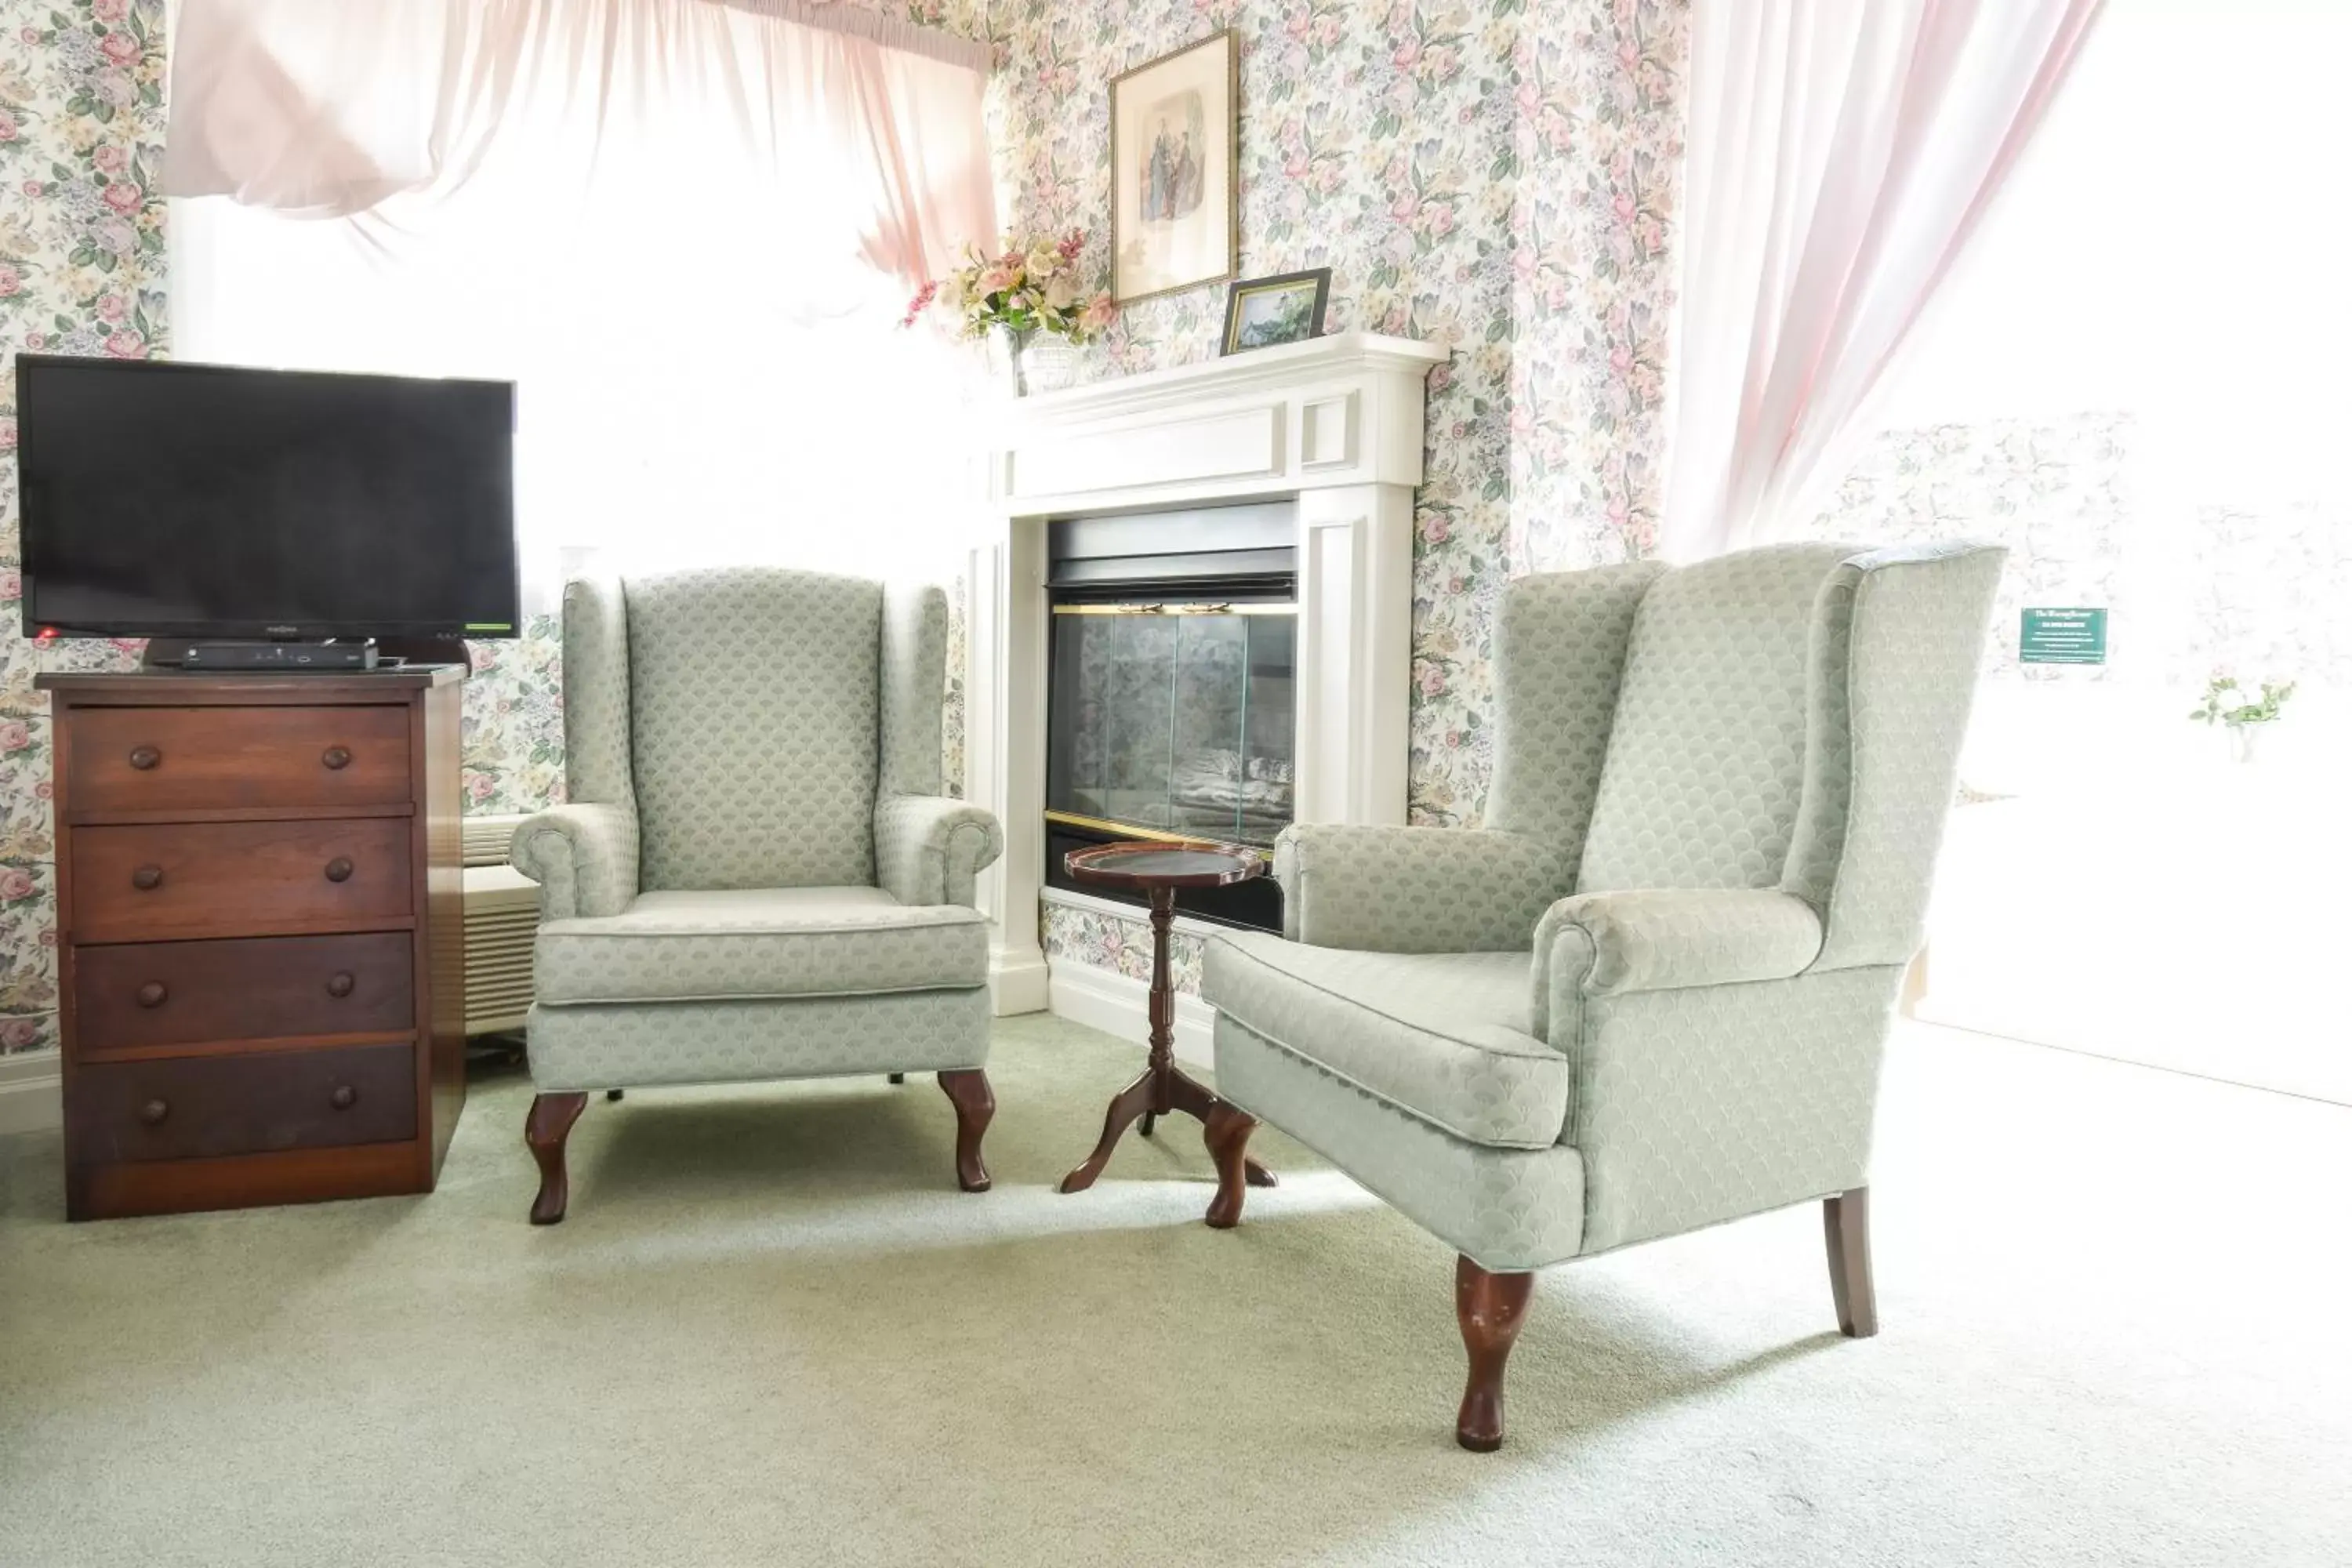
[1043,809,1275,860]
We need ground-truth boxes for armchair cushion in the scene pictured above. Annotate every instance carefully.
[1214,1014,1588,1272]
[1204,932,1568,1150]
[534,886,988,1006]
[873,793,1003,909]
[1273,825,1571,953]
[510,803,640,921]
[1530,887,1824,1039]
[526,988,990,1094]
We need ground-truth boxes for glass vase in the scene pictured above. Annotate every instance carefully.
[1022,335,1080,394]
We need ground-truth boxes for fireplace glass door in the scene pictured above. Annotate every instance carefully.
[1047,605,1296,849]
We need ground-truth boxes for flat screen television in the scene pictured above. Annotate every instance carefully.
[16,355,518,643]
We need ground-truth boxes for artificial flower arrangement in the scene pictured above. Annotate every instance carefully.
[2190,669,2295,762]
[2188,670,2295,728]
[902,230,1116,343]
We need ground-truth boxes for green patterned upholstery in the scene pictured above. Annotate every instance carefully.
[534,887,988,1005]
[1274,825,1570,953]
[875,794,1002,909]
[1578,543,1859,893]
[1530,886,1824,1036]
[511,568,1001,1094]
[1210,540,2002,1269]
[1214,1016,1589,1272]
[510,801,638,924]
[1786,543,2010,972]
[1207,935,1566,1149]
[627,568,884,892]
[1565,964,1904,1252]
[527,989,992,1094]
[1485,560,1668,859]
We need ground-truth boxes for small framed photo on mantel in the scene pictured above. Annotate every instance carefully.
[1220,268,1330,355]
[1110,31,1239,305]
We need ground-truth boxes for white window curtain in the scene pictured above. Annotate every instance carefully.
[165,0,997,607]
[1657,0,2105,561]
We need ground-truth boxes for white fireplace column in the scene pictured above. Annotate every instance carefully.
[959,332,1447,1015]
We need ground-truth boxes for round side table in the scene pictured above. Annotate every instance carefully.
[1056,842,1279,1199]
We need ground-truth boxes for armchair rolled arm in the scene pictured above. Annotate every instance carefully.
[875,793,1003,909]
[1274,824,1572,953]
[1533,887,1824,1040]
[510,803,640,921]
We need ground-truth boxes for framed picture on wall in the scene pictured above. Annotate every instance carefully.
[1220,269,1330,354]
[1109,31,1239,305]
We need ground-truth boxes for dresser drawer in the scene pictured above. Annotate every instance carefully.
[74,932,415,1054]
[67,706,412,815]
[71,819,412,942]
[70,1044,418,1163]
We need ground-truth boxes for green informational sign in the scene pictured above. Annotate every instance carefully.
[2020,607,2107,665]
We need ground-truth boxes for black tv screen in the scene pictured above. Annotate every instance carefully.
[16,355,518,641]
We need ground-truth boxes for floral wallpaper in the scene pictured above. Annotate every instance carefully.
[459,617,566,815]
[0,0,167,1055]
[996,0,1691,989]
[2176,500,2350,694]
[1041,901,1207,995]
[1802,413,2134,682]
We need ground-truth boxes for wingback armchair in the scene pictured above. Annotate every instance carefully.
[1196,541,2004,1449]
[510,568,1004,1224]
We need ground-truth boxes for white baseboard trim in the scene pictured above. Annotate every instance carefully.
[1047,956,1214,1069]
[0,1054,63,1138]
[989,946,1051,1016]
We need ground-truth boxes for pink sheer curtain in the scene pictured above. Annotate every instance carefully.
[162,0,995,292]
[1657,0,2106,561]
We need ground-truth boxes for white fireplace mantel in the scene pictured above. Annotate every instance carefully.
[960,330,1447,1017]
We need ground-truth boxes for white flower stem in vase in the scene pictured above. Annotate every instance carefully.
[991,324,1030,397]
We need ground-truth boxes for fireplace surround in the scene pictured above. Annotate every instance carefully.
[1044,502,1298,933]
[961,331,1446,1044]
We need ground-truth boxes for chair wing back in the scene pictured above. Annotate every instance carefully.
[1483,560,1668,868]
[561,575,638,811]
[620,567,886,892]
[1780,543,2006,969]
[877,582,949,799]
[1545,542,2002,966]
[1576,543,1874,893]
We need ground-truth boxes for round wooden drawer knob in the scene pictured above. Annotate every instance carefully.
[140,1099,169,1125]
[131,864,165,891]
[128,745,162,771]
[329,1085,358,1111]
[325,971,357,999]
[324,857,355,884]
[321,746,353,771]
[135,981,169,1008]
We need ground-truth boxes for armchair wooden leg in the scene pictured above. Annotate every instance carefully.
[1202,1101,1257,1229]
[1824,1186,1878,1338]
[937,1069,994,1193]
[604,1088,624,1102]
[524,1092,589,1225]
[887,1073,905,1085]
[1455,1256,1536,1452]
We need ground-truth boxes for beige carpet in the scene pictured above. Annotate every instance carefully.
[2,1012,2347,1567]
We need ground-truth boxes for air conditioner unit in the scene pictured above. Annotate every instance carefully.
[462,813,541,1037]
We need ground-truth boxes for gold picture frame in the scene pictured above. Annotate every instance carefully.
[1109,31,1240,306]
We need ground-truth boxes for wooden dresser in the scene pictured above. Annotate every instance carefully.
[37,668,467,1220]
